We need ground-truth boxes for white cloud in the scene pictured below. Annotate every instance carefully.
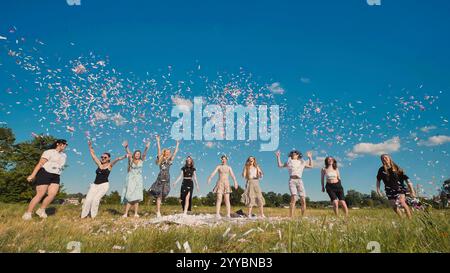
[171,96,193,111]
[418,135,450,147]
[350,137,401,156]
[268,82,285,94]
[420,126,437,133]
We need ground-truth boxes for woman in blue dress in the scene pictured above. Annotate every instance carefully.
[149,135,179,218]
[121,140,150,218]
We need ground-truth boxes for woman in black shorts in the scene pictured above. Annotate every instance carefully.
[321,157,348,216]
[23,139,68,220]
[376,154,412,219]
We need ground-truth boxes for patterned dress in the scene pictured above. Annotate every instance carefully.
[121,160,144,204]
[149,158,172,199]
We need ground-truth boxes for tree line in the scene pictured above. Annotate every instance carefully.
[1,126,448,208]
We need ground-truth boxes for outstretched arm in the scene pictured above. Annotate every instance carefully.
[305,151,313,168]
[27,157,48,182]
[193,171,200,193]
[142,141,150,160]
[230,167,238,189]
[170,140,180,161]
[155,135,161,158]
[123,140,132,155]
[376,179,382,196]
[172,170,183,187]
[406,179,416,198]
[207,166,219,185]
[88,140,102,167]
[275,151,285,168]
[111,154,127,167]
[321,169,325,192]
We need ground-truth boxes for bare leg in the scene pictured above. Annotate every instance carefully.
[332,200,339,216]
[300,196,307,216]
[156,197,162,215]
[248,206,253,218]
[289,195,296,218]
[184,192,190,214]
[339,200,349,217]
[259,205,265,218]
[124,203,131,216]
[40,184,59,209]
[224,193,231,217]
[216,194,223,217]
[398,195,412,219]
[27,185,48,213]
[390,200,403,218]
[134,203,139,216]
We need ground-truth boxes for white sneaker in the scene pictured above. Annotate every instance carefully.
[134,214,140,218]
[122,214,128,218]
[215,214,222,220]
[36,208,47,219]
[22,212,32,220]
[156,212,162,218]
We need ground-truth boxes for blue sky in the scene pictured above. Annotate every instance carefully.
[0,0,449,200]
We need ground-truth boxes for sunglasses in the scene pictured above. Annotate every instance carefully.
[101,156,109,159]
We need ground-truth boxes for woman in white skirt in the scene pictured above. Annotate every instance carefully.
[81,140,127,218]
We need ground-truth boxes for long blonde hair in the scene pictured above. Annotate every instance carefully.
[243,156,261,179]
[156,148,171,165]
[381,154,403,177]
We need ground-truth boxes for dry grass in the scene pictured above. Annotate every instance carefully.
[0,203,448,253]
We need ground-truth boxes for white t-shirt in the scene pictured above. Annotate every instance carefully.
[41,149,67,175]
[285,158,307,178]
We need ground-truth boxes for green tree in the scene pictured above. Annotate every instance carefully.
[0,127,66,203]
[103,190,121,204]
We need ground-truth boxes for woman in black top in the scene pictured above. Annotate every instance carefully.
[81,140,127,218]
[376,154,414,219]
[173,156,200,215]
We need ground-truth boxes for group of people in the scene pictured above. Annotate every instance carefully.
[22,137,418,221]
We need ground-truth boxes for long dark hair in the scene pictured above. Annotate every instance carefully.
[324,156,337,170]
[183,156,194,169]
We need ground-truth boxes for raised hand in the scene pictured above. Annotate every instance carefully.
[88,140,92,147]
[307,151,313,158]
[145,141,150,149]
[155,135,160,142]
[122,140,128,147]
[275,150,281,157]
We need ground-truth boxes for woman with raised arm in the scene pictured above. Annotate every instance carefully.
[207,155,239,219]
[173,156,200,215]
[321,156,348,217]
[81,140,127,219]
[121,140,150,218]
[376,154,414,219]
[149,135,180,218]
[241,156,266,219]
[275,150,313,218]
[23,139,68,220]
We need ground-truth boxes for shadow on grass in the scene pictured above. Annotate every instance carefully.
[106,209,122,215]
[45,207,57,216]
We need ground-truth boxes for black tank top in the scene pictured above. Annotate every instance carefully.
[182,166,196,179]
[94,167,111,184]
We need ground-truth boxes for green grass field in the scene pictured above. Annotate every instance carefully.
[0,203,448,253]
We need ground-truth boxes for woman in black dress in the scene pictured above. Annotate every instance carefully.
[173,156,200,215]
